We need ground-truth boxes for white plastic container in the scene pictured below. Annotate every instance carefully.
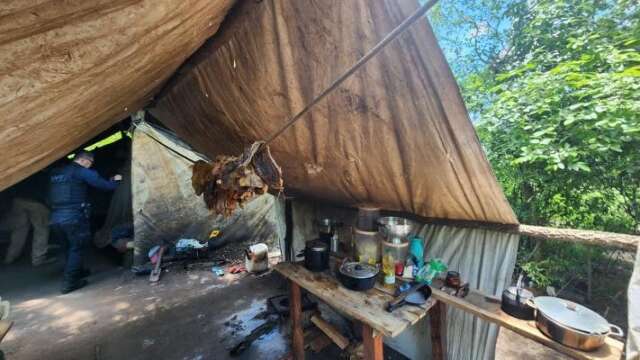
[245,243,269,273]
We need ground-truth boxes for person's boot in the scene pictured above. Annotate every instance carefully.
[32,257,57,267]
[60,279,88,294]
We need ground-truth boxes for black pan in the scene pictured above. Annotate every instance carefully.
[386,284,432,312]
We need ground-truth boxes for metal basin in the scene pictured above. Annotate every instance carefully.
[377,216,413,243]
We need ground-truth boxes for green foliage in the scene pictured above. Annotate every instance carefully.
[433,0,640,291]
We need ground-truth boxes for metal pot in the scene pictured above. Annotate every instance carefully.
[338,262,379,291]
[501,286,535,320]
[530,296,624,351]
[304,240,329,272]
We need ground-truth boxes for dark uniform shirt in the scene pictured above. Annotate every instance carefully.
[49,162,118,225]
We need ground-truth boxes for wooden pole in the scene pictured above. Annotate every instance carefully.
[383,209,639,250]
[289,281,305,360]
[362,324,383,360]
[429,302,447,360]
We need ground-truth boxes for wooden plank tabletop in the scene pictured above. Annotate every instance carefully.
[274,262,435,337]
[0,320,13,343]
[430,286,624,360]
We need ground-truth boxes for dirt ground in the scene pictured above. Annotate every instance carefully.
[0,248,570,360]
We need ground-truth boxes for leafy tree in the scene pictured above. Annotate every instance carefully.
[430,0,640,303]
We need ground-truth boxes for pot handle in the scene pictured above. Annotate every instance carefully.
[608,324,624,338]
[525,298,536,309]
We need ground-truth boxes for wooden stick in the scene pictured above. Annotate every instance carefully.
[289,281,305,360]
[362,324,383,360]
[429,302,447,360]
[310,314,350,350]
[386,210,639,250]
[517,224,638,251]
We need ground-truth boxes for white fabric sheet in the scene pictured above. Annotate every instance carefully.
[419,225,519,359]
[628,245,640,359]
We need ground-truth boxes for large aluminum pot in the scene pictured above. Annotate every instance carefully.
[530,297,624,351]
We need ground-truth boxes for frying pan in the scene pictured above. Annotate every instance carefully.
[386,285,432,312]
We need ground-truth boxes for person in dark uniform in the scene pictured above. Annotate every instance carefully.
[49,150,121,294]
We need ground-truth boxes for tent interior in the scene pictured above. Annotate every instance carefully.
[0,1,637,360]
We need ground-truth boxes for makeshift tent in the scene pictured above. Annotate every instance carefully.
[148,2,520,356]
[0,0,235,190]
[1,0,637,358]
[150,0,517,226]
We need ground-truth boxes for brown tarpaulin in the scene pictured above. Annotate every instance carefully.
[152,0,518,225]
[0,0,235,190]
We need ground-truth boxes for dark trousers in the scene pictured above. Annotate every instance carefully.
[51,221,90,284]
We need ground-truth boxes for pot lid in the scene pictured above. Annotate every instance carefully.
[340,262,378,279]
[307,240,327,251]
[504,286,534,299]
[533,296,610,334]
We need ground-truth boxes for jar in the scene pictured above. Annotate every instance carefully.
[356,206,380,232]
[354,228,380,265]
[381,240,408,279]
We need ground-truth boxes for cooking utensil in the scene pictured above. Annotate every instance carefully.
[338,261,379,291]
[318,218,334,243]
[445,271,461,288]
[330,233,340,253]
[529,296,624,351]
[387,284,432,312]
[377,217,413,244]
[304,240,329,272]
[501,286,535,320]
[501,274,535,320]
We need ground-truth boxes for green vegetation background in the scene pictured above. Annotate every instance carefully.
[429,0,639,324]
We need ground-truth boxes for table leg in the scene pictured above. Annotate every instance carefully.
[430,301,447,360]
[289,281,304,360]
[362,324,383,360]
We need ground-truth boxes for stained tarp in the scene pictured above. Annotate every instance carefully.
[131,121,285,266]
[151,0,518,225]
[0,0,235,191]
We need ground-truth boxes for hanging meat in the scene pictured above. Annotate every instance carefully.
[191,142,283,216]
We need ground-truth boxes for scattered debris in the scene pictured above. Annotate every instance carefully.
[149,246,166,283]
[229,317,278,357]
[142,338,155,349]
[228,264,246,274]
[191,142,283,216]
[212,266,225,276]
[268,294,317,316]
[176,239,208,252]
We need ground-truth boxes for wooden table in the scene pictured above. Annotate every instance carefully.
[274,262,438,360]
[0,320,13,343]
[275,262,623,360]
[429,282,625,360]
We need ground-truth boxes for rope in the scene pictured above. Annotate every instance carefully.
[131,121,201,164]
[264,0,439,144]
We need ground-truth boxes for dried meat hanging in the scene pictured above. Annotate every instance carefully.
[192,142,283,216]
[192,0,438,215]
